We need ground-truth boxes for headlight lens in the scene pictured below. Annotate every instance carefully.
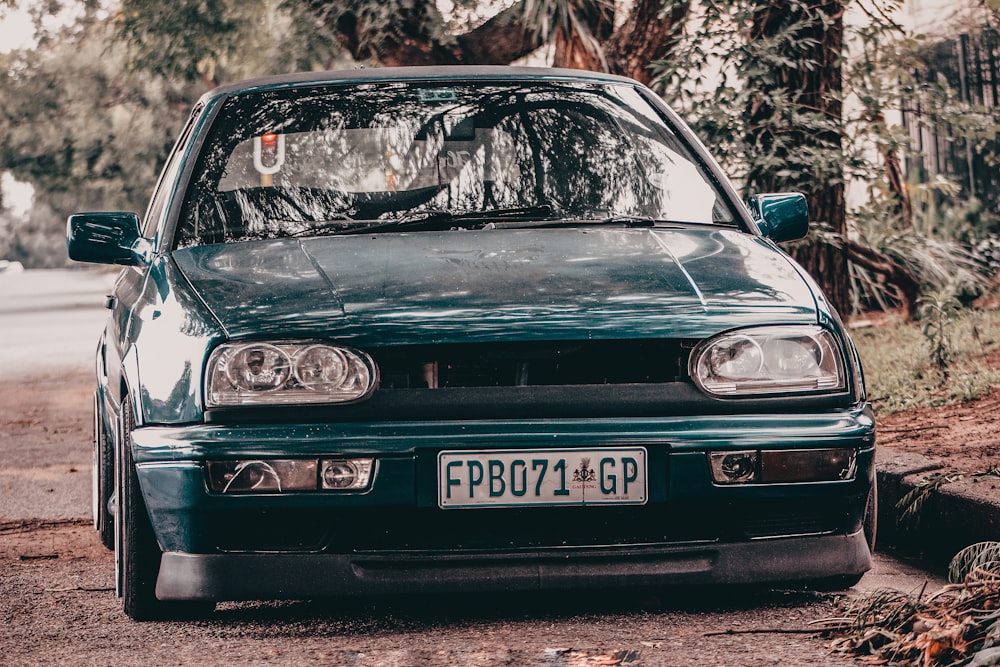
[206,342,377,407]
[224,343,291,392]
[691,325,846,396]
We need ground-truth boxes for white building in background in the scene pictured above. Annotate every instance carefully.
[898,0,986,35]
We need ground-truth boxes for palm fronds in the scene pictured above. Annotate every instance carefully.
[823,543,1000,666]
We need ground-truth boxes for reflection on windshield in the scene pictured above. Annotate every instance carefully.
[176,82,734,247]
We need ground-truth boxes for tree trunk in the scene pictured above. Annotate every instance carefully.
[604,0,690,85]
[746,0,851,316]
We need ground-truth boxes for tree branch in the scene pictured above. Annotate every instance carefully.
[844,237,921,319]
[316,1,547,67]
[455,3,547,64]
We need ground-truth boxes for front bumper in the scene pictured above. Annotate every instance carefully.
[132,406,876,601]
[156,532,871,601]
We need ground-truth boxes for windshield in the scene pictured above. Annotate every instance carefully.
[175,81,737,246]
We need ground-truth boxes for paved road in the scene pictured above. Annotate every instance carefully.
[0,267,115,375]
[0,268,115,520]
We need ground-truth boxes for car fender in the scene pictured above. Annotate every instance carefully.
[124,256,223,426]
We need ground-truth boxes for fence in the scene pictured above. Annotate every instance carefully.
[902,29,1000,217]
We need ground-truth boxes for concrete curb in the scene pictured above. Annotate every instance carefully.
[876,447,1000,563]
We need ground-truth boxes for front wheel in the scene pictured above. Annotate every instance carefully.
[92,392,114,550]
[116,399,213,621]
[863,483,877,554]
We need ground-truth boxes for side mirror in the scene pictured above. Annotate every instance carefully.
[67,212,145,266]
[746,193,808,243]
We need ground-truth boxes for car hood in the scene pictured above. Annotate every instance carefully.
[171,227,818,345]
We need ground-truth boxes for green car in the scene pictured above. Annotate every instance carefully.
[67,66,876,621]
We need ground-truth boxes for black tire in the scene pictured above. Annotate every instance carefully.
[117,399,213,621]
[93,392,114,550]
[863,483,877,554]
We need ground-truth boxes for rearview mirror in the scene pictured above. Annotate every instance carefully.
[67,212,145,266]
[746,193,808,243]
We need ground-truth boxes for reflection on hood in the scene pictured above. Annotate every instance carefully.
[172,226,817,345]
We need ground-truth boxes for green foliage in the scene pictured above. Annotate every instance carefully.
[1,26,191,208]
[655,0,1000,312]
[519,0,607,45]
[919,289,962,377]
[853,308,1000,414]
[845,20,1000,306]
[117,0,343,84]
[0,0,348,267]
[0,8,198,266]
[949,541,1000,583]
[652,0,854,197]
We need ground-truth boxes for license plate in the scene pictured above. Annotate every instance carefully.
[438,448,647,509]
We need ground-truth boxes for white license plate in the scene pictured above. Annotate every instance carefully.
[438,448,647,509]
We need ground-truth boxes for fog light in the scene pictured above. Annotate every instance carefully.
[709,451,758,484]
[206,459,318,494]
[320,458,374,490]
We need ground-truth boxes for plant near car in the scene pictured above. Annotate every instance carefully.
[825,543,1000,666]
[919,290,963,380]
[853,308,1000,414]
[894,469,964,532]
[656,0,1000,319]
[949,541,1000,584]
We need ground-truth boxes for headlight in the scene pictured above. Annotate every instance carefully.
[690,325,846,396]
[206,342,378,407]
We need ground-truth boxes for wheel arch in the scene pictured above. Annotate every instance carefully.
[120,344,145,428]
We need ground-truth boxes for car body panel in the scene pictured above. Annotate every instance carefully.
[172,226,818,345]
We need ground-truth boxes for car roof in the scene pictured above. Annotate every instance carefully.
[198,66,640,105]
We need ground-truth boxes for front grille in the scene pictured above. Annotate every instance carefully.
[741,508,841,538]
[374,340,691,389]
[204,337,854,424]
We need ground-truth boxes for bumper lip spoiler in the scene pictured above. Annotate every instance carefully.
[156,532,872,602]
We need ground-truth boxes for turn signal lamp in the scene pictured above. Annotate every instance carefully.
[708,448,857,485]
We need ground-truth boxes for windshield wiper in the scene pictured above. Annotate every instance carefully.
[287,214,359,238]
[590,214,658,227]
[514,214,665,230]
[337,204,558,235]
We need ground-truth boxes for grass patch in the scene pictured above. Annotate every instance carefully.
[850,308,1000,415]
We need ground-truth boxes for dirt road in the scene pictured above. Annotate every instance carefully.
[1,367,943,667]
[0,270,945,666]
[3,517,921,667]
